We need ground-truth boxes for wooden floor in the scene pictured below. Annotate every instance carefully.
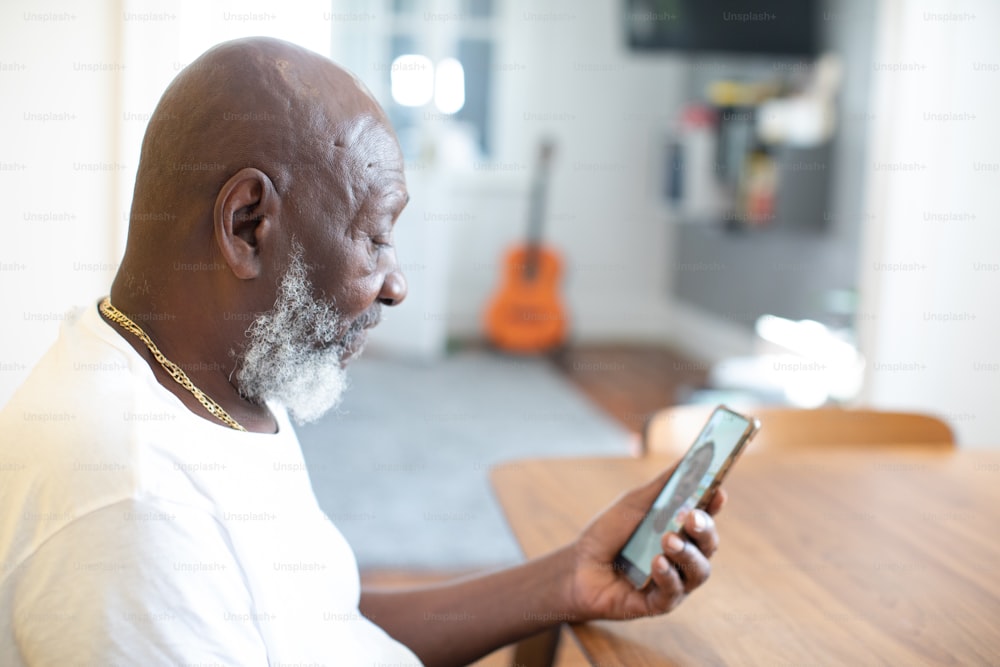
[551,343,709,435]
[362,343,704,666]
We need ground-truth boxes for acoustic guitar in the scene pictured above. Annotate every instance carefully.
[484,140,568,353]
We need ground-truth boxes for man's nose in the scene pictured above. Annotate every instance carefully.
[378,267,407,306]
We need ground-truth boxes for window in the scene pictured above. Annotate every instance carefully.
[385,0,496,159]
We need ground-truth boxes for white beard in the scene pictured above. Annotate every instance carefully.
[235,246,374,424]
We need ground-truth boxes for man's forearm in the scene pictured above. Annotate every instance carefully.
[359,545,579,667]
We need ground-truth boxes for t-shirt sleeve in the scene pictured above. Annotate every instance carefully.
[9,498,269,666]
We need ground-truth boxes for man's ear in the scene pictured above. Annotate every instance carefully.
[214,168,279,280]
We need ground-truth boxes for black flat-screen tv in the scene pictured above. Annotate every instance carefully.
[625,0,820,56]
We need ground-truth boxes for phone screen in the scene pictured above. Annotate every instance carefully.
[617,405,758,587]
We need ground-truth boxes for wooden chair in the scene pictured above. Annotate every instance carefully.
[642,404,956,458]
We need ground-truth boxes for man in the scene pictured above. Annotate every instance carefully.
[0,37,725,666]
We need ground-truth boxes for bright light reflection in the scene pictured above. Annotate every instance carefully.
[434,58,465,114]
[755,314,864,406]
[390,54,434,107]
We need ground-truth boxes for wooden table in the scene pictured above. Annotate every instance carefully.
[490,447,1000,666]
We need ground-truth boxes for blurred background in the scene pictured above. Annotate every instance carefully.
[3,0,999,445]
[4,6,998,664]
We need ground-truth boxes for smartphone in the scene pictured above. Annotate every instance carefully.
[615,405,761,589]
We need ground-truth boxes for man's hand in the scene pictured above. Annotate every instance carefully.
[360,465,727,667]
[564,465,727,622]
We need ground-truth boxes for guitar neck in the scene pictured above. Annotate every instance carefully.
[523,141,554,280]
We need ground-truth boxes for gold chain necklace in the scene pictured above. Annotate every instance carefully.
[99,297,247,432]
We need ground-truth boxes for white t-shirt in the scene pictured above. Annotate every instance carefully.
[0,301,422,666]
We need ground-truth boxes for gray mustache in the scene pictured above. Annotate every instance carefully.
[336,303,382,351]
[354,303,383,332]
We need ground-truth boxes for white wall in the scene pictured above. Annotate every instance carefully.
[858,0,1000,446]
[0,0,123,406]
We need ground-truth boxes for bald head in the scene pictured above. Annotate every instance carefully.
[115,34,408,317]
[130,37,387,238]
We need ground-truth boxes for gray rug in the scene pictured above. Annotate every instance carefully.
[296,351,633,570]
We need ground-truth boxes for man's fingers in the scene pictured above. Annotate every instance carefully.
[705,488,727,516]
[660,532,712,593]
[682,509,720,559]
[646,554,684,613]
